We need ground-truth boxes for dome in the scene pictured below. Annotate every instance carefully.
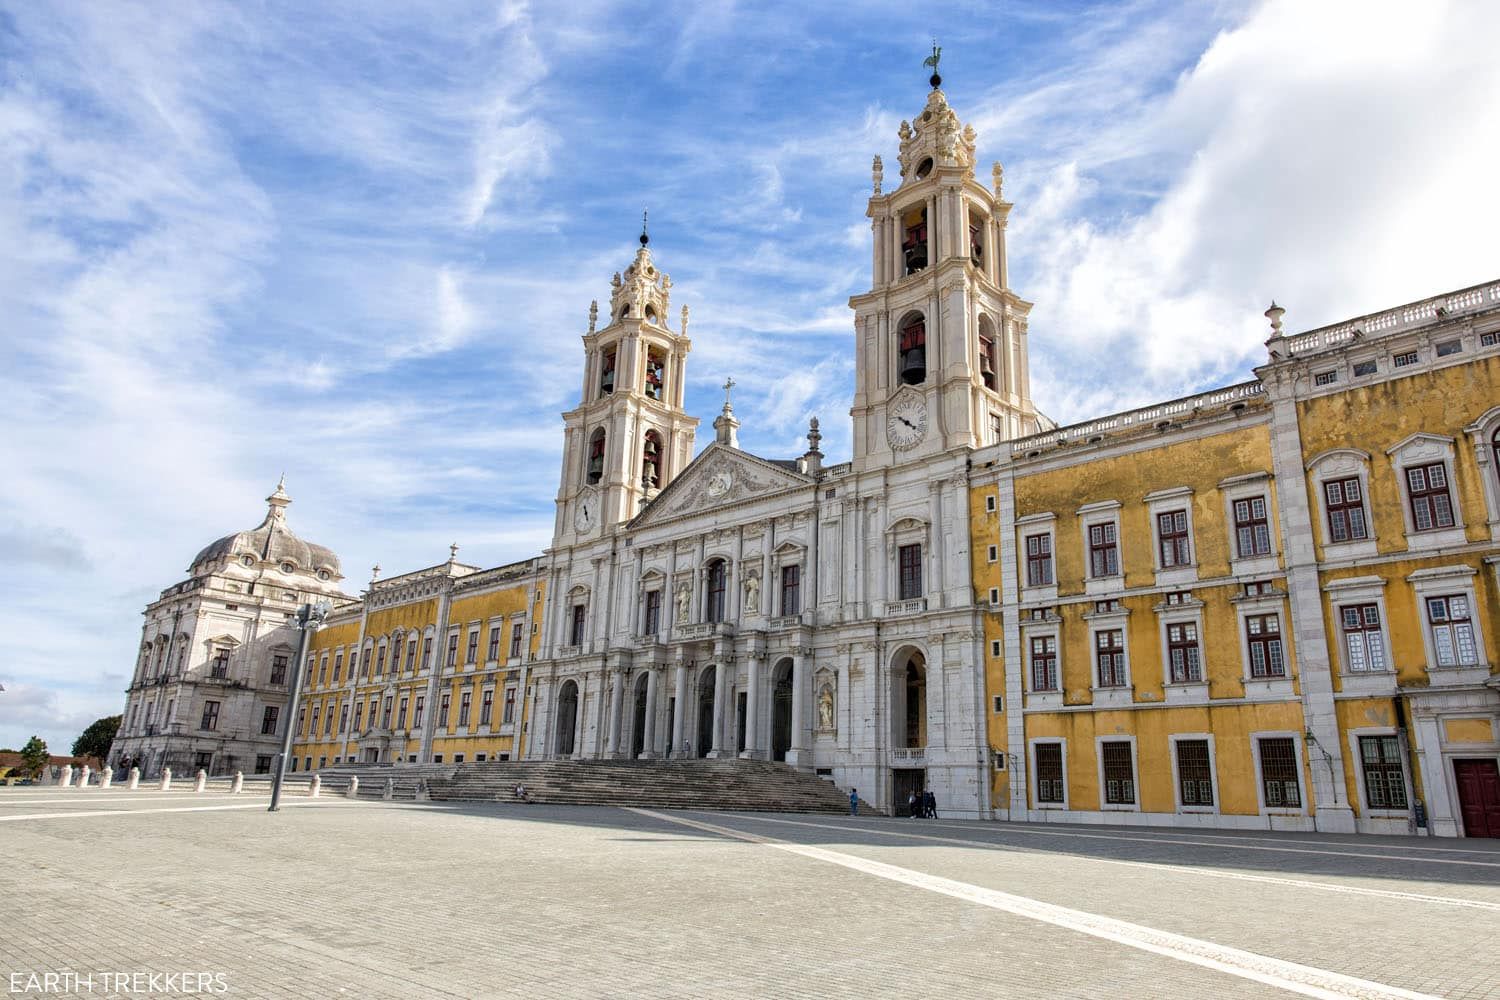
[190,478,343,578]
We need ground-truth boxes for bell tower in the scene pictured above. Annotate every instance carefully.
[555,221,699,544]
[849,58,1038,471]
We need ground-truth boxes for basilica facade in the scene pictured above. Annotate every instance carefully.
[118,79,1500,835]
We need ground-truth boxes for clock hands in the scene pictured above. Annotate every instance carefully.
[896,415,917,430]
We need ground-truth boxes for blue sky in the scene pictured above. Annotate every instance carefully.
[4,0,1499,753]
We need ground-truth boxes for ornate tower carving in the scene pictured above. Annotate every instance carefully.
[848,73,1037,470]
[555,226,699,543]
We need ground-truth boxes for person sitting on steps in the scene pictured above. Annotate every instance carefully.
[514,782,530,803]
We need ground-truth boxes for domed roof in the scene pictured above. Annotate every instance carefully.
[191,478,342,577]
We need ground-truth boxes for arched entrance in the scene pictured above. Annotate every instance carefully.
[630,674,649,758]
[696,666,716,758]
[890,650,927,749]
[771,658,794,762]
[555,680,579,757]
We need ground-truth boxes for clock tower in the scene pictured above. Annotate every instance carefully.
[849,70,1038,471]
[555,225,699,545]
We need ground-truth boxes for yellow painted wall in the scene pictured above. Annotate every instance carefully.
[969,483,1009,803]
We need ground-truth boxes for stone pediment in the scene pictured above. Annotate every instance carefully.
[631,445,812,527]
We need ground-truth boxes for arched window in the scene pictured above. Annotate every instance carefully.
[902,206,928,274]
[586,428,606,485]
[898,312,926,386]
[968,205,984,266]
[645,304,659,324]
[1493,429,1499,488]
[642,430,663,490]
[644,347,666,401]
[599,347,616,396]
[977,314,999,391]
[705,559,727,623]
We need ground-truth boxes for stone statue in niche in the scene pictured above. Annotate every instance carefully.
[744,572,760,614]
[817,685,835,731]
[675,582,691,624]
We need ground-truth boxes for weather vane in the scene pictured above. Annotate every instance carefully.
[640,209,649,247]
[723,377,736,407]
[924,40,942,88]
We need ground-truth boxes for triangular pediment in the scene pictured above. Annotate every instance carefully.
[631,444,812,528]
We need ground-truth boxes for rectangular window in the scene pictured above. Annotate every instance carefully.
[503,687,517,724]
[1167,622,1203,683]
[459,692,472,727]
[423,637,434,670]
[391,637,405,675]
[322,704,333,736]
[570,605,587,646]
[453,753,465,764]
[1353,359,1378,377]
[480,689,494,726]
[1393,350,1419,367]
[987,544,998,563]
[985,494,997,513]
[446,634,459,667]
[1340,604,1387,672]
[397,696,409,731]
[1481,331,1499,347]
[1405,463,1455,531]
[1358,735,1408,809]
[1034,743,1064,804]
[1175,739,1214,806]
[1436,339,1462,357]
[487,626,501,662]
[1025,534,1053,587]
[210,650,229,679]
[367,698,378,732]
[1157,510,1190,568]
[375,646,386,677]
[1088,522,1119,578]
[1323,477,1369,542]
[1258,737,1301,808]
[381,697,393,729]
[1313,370,1338,386]
[781,564,801,616]
[1246,614,1286,678]
[405,639,417,674]
[338,704,348,734]
[466,629,479,665]
[353,702,364,732]
[1101,741,1135,805]
[439,693,451,727]
[412,696,424,729]
[510,623,525,658]
[201,701,220,731]
[270,654,288,685]
[1233,496,1272,557]
[316,656,327,686]
[1095,629,1127,688]
[1427,595,1478,666]
[1030,636,1058,692]
[645,590,662,634]
[898,544,923,600]
[260,705,279,735]
[254,755,272,775]
[333,652,343,683]
[195,752,213,772]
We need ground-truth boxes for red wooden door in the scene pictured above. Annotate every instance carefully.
[1453,759,1500,838]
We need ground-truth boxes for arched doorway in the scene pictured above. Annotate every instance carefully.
[696,666,716,758]
[555,680,579,757]
[630,674,649,758]
[890,649,927,749]
[771,658,794,762]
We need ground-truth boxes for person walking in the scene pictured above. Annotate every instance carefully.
[849,788,859,816]
[924,789,938,819]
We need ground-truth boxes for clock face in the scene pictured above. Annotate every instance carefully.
[706,469,733,499]
[886,394,928,451]
[574,493,599,533]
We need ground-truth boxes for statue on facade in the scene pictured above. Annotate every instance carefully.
[744,572,760,614]
[818,685,835,730]
[675,582,691,624]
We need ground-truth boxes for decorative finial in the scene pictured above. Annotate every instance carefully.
[681,303,690,335]
[371,564,381,583]
[640,209,649,247]
[807,416,822,453]
[992,161,1004,197]
[277,471,286,490]
[923,39,942,89]
[588,300,598,333]
[449,542,459,562]
[722,376,736,410]
[1265,300,1286,336]
[872,155,883,195]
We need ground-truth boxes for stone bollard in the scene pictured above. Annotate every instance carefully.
[160,767,173,791]
[345,776,359,798]
[78,765,92,787]
[195,769,207,792]
[60,765,74,788]
[128,767,141,790]
[383,777,394,801]
[231,771,243,794]
[101,766,113,789]
[309,774,321,798]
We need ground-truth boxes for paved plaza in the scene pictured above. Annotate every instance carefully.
[2,787,1498,999]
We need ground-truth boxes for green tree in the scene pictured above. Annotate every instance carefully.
[72,716,121,767]
[19,736,49,779]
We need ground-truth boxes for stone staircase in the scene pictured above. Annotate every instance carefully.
[311,764,451,802]
[425,758,874,814]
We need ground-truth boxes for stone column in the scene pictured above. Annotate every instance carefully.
[741,652,761,759]
[1413,714,1459,837]
[709,660,730,757]
[671,662,688,758]
[787,651,811,768]
[641,668,659,758]
[607,669,625,757]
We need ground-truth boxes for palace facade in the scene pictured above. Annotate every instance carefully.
[114,79,1500,836]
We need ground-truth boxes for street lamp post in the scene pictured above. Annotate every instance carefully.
[269,600,331,812]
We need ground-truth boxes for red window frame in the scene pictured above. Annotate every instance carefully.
[1095,629,1127,688]
[1025,533,1052,587]
[411,697,423,729]
[1246,613,1286,678]
[1088,522,1118,578]
[1156,510,1190,567]
[898,544,923,600]
[1034,743,1064,804]
[1167,621,1202,683]
[1029,636,1058,692]
[465,630,479,665]
[706,561,727,622]
[1233,496,1272,557]
[458,692,472,727]
[570,605,587,646]
[781,564,801,616]
[445,634,458,667]
[1426,595,1477,666]
[1322,477,1369,542]
[487,627,500,662]
[1339,604,1386,672]
[1405,462,1455,531]
[503,688,516,724]
[644,590,661,634]
[480,689,494,727]
[510,623,524,658]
